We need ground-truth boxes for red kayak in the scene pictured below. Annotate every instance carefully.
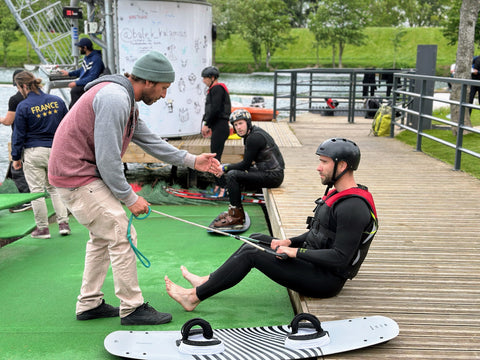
[231,106,278,121]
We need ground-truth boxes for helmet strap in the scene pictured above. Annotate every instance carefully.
[324,161,348,193]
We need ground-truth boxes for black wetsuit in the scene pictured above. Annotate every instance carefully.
[224,125,284,207]
[196,186,377,300]
[203,83,231,188]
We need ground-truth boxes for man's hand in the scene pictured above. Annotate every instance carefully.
[194,153,222,176]
[68,81,76,88]
[275,246,297,259]
[127,196,150,217]
[270,239,291,249]
[12,160,22,170]
[201,125,212,138]
[59,69,69,76]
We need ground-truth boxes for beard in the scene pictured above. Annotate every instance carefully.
[80,49,86,55]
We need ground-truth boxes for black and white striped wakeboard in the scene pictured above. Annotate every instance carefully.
[104,315,399,359]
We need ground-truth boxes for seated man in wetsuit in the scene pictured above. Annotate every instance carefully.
[212,109,285,229]
[164,138,378,311]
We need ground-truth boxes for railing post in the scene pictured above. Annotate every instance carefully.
[454,84,468,170]
[289,71,297,122]
[273,71,278,121]
[348,72,355,123]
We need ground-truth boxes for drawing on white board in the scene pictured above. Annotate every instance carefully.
[188,73,196,85]
[177,77,186,93]
[179,107,189,123]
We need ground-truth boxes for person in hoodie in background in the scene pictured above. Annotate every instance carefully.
[59,37,105,108]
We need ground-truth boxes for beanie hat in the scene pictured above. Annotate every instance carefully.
[132,51,175,83]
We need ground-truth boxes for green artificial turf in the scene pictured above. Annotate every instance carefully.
[0,203,294,360]
[0,197,54,239]
[0,193,46,210]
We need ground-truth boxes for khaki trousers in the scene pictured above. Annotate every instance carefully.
[56,180,144,317]
[23,147,68,228]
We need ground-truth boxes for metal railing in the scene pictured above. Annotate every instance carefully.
[391,73,480,171]
[273,68,414,123]
[272,68,479,172]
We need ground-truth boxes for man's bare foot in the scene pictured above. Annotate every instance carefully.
[181,265,209,288]
[165,275,200,311]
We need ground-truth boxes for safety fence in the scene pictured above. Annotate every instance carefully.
[273,68,480,172]
[391,73,480,170]
[272,68,415,123]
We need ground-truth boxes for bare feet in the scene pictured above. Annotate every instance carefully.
[181,265,209,288]
[165,275,201,311]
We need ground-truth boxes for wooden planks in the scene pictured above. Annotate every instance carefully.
[265,113,480,359]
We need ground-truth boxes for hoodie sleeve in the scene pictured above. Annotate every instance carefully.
[92,84,138,206]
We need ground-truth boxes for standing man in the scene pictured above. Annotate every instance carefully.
[0,69,31,213]
[165,138,378,311]
[212,109,284,229]
[469,55,480,114]
[200,66,231,197]
[49,51,222,326]
[11,71,71,239]
[59,37,105,108]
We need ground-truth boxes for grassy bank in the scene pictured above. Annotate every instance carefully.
[215,27,457,75]
[5,27,457,75]
[395,108,480,179]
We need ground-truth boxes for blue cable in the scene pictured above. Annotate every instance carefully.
[127,207,152,268]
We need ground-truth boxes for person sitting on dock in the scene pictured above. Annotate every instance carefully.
[59,37,105,109]
[48,51,222,326]
[165,138,378,311]
[211,109,285,229]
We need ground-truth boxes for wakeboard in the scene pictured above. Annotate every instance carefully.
[164,186,265,204]
[105,315,399,360]
[207,211,251,234]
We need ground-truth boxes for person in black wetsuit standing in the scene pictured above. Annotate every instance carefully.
[211,109,285,229]
[201,66,231,197]
[164,137,378,311]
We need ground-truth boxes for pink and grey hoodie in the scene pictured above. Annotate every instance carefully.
[48,74,196,207]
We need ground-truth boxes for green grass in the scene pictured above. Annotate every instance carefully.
[395,108,480,179]
[215,27,457,75]
[5,27,458,75]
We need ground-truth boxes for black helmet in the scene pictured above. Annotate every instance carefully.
[201,66,219,78]
[229,109,252,136]
[316,138,361,170]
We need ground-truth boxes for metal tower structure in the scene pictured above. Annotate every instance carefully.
[4,0,75,66]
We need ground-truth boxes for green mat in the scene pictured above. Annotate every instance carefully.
[0,197,55,239]
[0,192,46,210]
[0,203,294,360]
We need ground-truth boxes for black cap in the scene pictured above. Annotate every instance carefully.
[74,38,93,49]
[12,69,24,86]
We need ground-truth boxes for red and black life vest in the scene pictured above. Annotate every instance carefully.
[305,185,378,279]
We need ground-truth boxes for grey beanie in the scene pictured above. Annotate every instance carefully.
[132,51,175,83]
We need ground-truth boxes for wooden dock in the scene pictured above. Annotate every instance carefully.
[264,113,480,359]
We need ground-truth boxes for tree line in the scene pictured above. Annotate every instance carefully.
[0,0,477,70]
[211,0,477,69]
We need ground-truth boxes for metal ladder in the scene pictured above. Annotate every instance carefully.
[4,0,74,67]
